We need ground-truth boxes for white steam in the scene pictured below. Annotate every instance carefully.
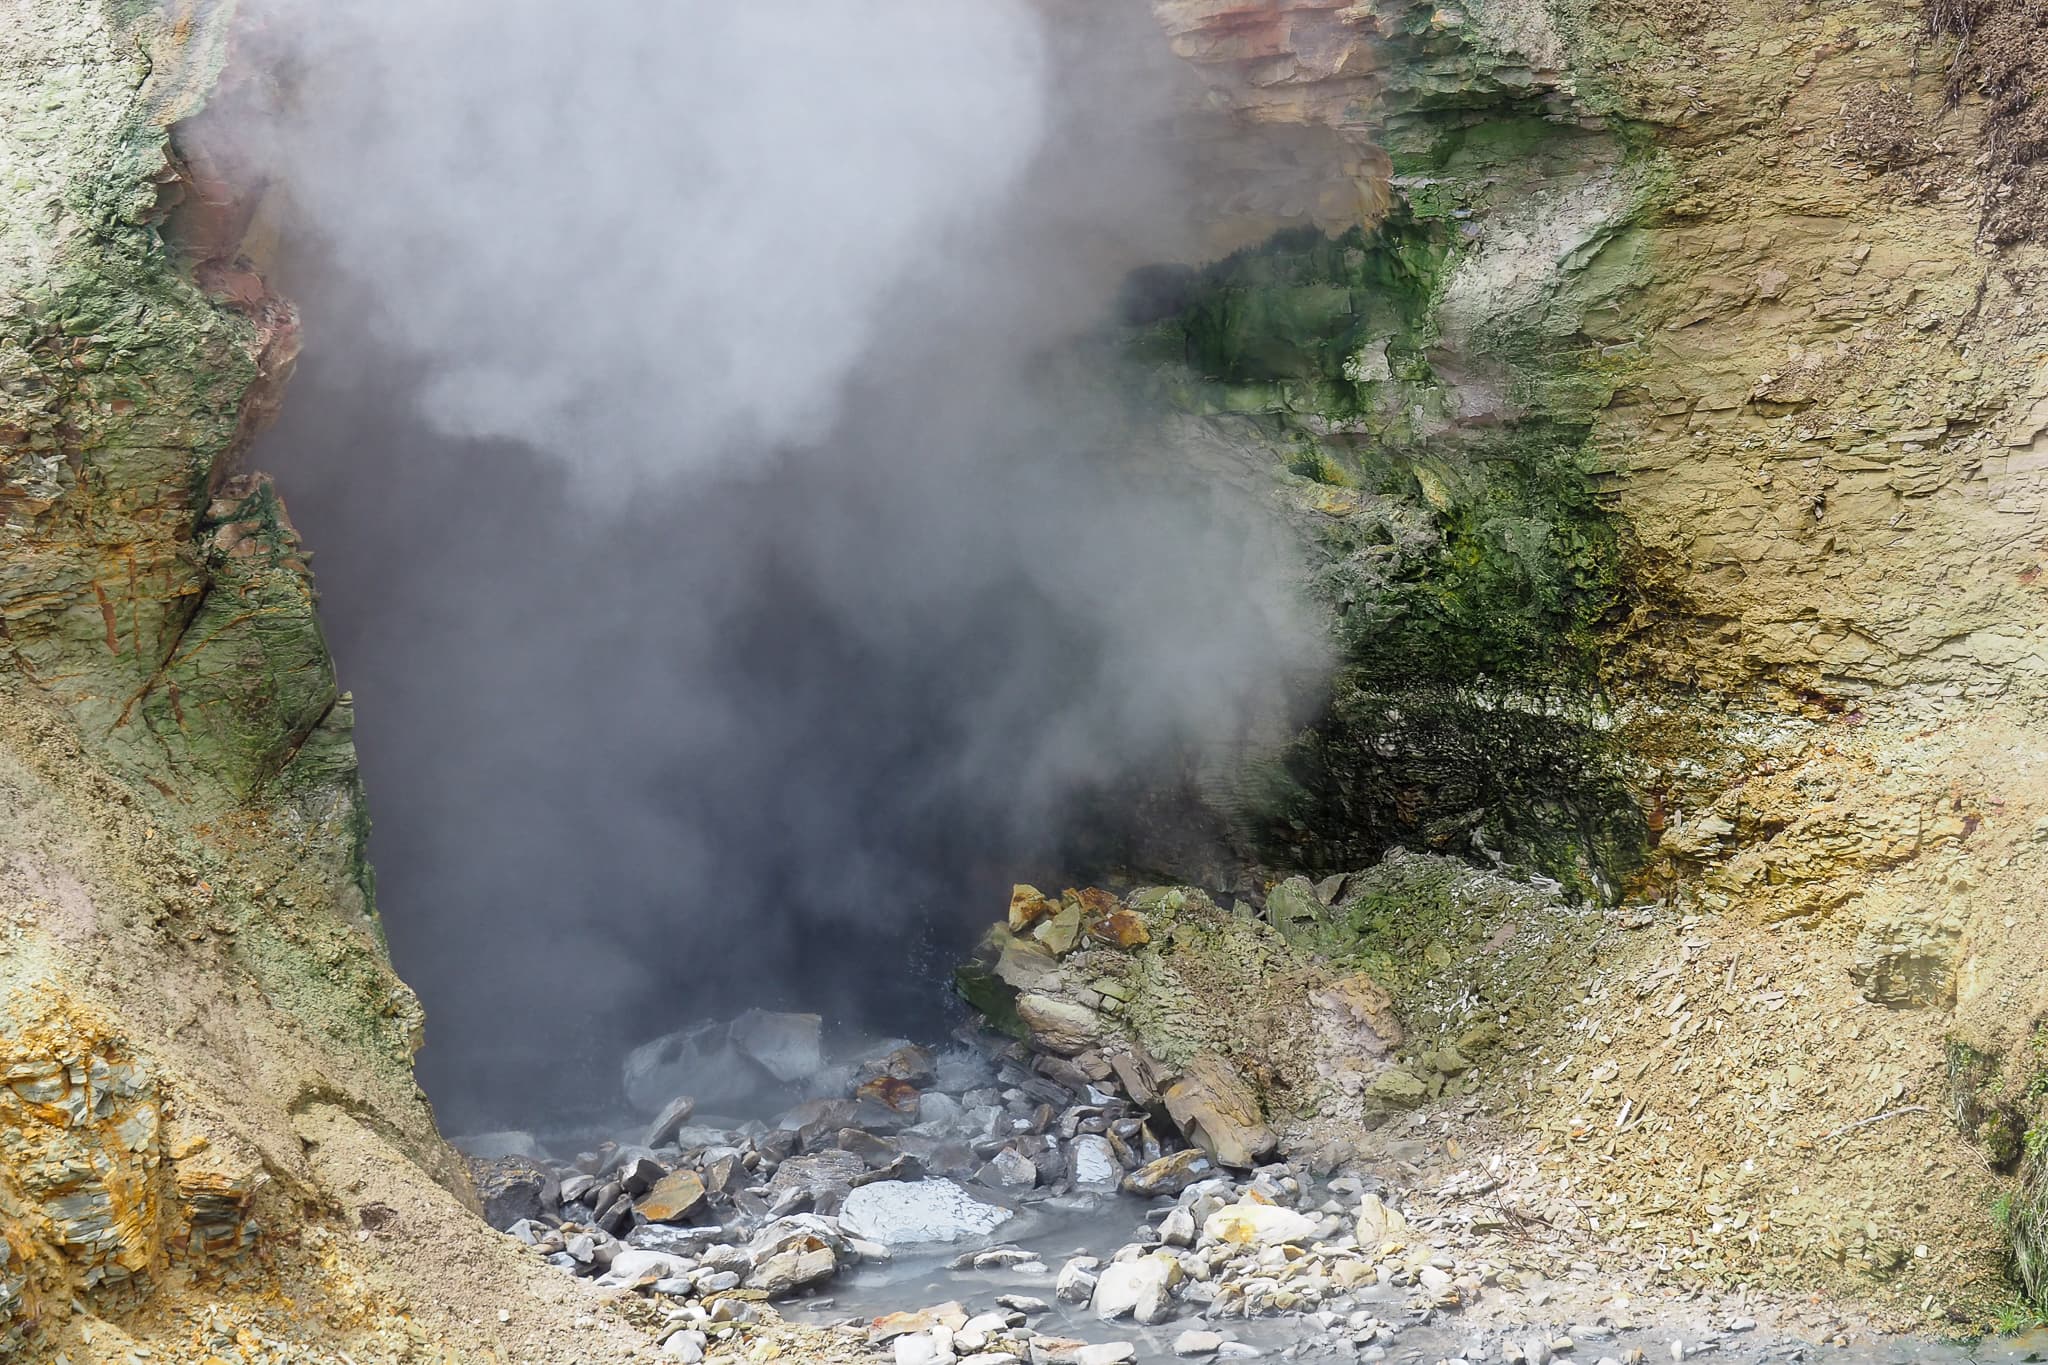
[227,0,1334,1120]
[248,0,1051,480]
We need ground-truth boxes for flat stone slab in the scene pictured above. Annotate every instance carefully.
[837,1179,1013,1246]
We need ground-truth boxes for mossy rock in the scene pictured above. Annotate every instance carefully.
[1119,189,1644,897]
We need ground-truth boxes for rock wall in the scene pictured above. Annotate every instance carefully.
[1099,0,2048,1325]
[0,3,669,1358]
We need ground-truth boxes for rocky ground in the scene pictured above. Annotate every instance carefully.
[453,984,1995,1365]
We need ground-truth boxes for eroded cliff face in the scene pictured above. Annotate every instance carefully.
[1089,0,2048,1327]
[0,4,667,1358]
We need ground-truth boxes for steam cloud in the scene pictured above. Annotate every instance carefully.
[230,0,1327,1126]
[248,0,1053,479]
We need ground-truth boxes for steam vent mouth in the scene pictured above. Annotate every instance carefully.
[10,0,2048,1359]
[218,0,1356,1133]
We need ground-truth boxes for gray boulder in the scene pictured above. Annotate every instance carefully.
[730,1010,826,1084]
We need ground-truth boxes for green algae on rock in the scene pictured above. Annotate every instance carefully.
[1125,214,1646,898]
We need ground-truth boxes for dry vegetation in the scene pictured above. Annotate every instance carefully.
[1929,0,2048,241]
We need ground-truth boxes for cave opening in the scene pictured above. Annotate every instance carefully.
[223,0,1327,1137]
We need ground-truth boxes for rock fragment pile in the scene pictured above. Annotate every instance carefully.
[468,1020,1218,1344]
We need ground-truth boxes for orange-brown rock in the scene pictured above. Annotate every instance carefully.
[1008,883,1055,933]
[635,1169,708,1223]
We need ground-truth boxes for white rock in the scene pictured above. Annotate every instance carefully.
[1524,1339,1553,1365]
[1354,1193,1409,1249]
[1161,1207,1198,1248]
[838,1180,1014,1246]
[960,1311,1011,1346]
[1070,1135,1121,1190]
[1092,1254,1178,1321]
[1174,1330,1224,1356]
[848,1236,893,1262]
[896,1330,955,1365]
[1073,1346,1136,1365]
[1202,1202,1317,1248]
[1135,1272,1176,1325]
[1056,1256,1100,1303]
[979,1149,1038,1188]
[599,1249,689,1285]
[662,1329,707,1362]
[748,1214,842,1260]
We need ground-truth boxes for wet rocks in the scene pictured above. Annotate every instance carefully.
[598,1248,691,1288]
[527,1008,1602,1365]
[1014,995,1104,1057]
[1010,885,1056,934]
[1123,1149,1212,1197]
[1160,1056,1277,1170]
[839,1179,1014,1246]
[1073,1345,1136,1365]
[1091,1252,1180,1322]
[1053,1254,1099,1301]
[468,1156,559,1229]
[862,1043,940,1088]
[746,1239,836,1295]
[644,1094,698,1148]
[768,1149,866,1204]
[636,1170,708,1223]
[1069,1135,1121,1191]
[895,1330,953,1365]
[978,1149,1038,1188]
[1202,1201,1315,1248]
[870,1302,968,1344]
